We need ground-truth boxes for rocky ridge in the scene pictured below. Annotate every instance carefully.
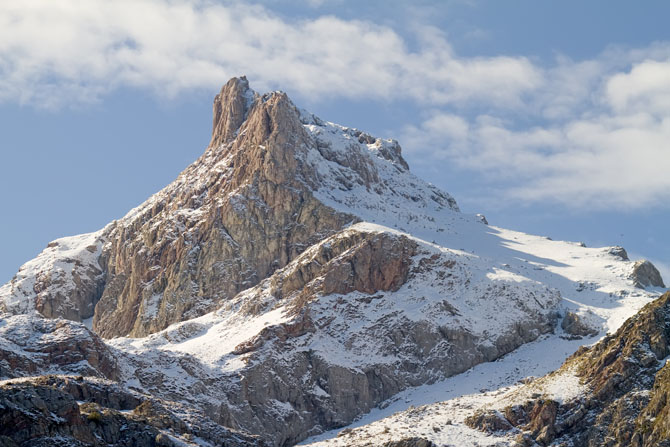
[463,291,670,447]
[110,222,561,445]
[0,77,666,446]
[0,375,263,447]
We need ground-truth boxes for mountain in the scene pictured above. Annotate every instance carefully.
[460,291,670,447]
[300,295,670,447]
[0,77,665,447]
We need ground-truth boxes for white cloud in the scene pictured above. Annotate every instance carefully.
[2,1,669,211]
[0,0,540,107]
[606,59,670,115]
[402,51,670,210]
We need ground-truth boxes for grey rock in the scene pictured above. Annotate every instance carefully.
[0,315,118,380]
[476,213,488,224]
[608,246,629,261]
[561,311,598,337]
[631,260,665,288]
[0,376,264,447]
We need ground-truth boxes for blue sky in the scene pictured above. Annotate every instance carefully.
[1,0,669,283]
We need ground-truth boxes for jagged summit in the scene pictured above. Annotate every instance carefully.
[210,76,256,147]
[0,77,456,338]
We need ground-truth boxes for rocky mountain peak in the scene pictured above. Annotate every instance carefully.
[0,77,667,447]
[209,76,256,148]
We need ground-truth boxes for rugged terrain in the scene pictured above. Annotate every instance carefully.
[0,77,666,446]
[459,291,670,447]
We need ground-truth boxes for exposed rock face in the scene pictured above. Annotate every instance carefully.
[0,77,659,447]
[232,230,419,320]
[0,376,263,447]
[631,259,665,288]
[90,79,354,338]
[210,76,256,147]
[0,315,118,380]
[466,292,670,447]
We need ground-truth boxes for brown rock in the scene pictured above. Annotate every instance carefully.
[527,399,559,443]
[464,409,514,433]
[92,83,354,338]
[210,76,256,148]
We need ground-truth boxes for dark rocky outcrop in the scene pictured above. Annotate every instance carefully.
[383,438,435,447]
[608,246,629,261]
[0,376,263,447]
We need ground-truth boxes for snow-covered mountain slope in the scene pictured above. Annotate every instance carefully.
[0,77,665,446]
[0,230,106,320]
[111,215,662,445]
[107,222,561,444]
[451,292,670,447]
[303,296,670,447]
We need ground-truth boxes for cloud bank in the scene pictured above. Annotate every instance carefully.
[401,48,670,210]
[0,0,539,107]
[2,0,669,210]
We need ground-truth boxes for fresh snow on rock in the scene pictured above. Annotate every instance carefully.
[0,230,106,318]
[0,79,666,446]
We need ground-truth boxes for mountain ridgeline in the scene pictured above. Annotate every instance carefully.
[0,77,665,447]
